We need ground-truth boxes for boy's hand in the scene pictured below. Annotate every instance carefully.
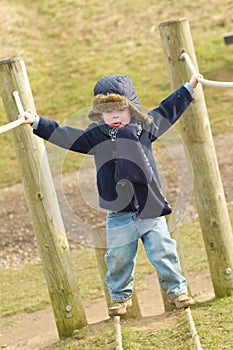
[18,112,36,125]
[189,73,203,89]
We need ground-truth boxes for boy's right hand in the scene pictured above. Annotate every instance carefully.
[18,112,36,125]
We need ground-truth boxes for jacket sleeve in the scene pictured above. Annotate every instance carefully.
[33,116,94,154]
[147,85,193,141]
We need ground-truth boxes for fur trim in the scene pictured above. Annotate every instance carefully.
[87,94,152,124]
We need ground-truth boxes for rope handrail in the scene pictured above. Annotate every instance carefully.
[0,117,25,134]
[0,91,25,134]
[180,51,233,88]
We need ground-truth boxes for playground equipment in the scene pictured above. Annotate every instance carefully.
[1,16,233,349]
[112,306,204,350]
[0,91,25,134]
[114,316,123,350]
[0,58,87,338]
[180,51,233,88]
[223,32,233,45]
[159,18,233,297]
[185,307,203,350]
[0,115,25,134]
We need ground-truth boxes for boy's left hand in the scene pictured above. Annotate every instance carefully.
[189,73,203,89]
[18,112,36,124]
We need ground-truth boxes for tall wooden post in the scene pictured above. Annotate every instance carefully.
[91,224,111,307]
[91,224,142,319]
[159,18,233,296]
[0,57,87,338]
[161,216,191,311]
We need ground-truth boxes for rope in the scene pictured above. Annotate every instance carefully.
[180,51,233,88]
[0,117,25,134]
[114,309,202,350]
[0,91,25,135]
[12,90,25,114]
[114,316,123,350]
[185,307,203,350]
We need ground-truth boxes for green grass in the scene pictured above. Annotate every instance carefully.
[1,1,233,348]
[180,204,233,272]
[1,0,233,188]
[0,242,158,319]
[179,218,209,271]
[45,298,233,349]
[1,204,233,348]
[0,263,50,318]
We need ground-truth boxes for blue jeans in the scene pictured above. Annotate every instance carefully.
[105,211,187,301]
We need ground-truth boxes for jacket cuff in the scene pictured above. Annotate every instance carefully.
[184,82,194,96]
[31,115,40,129]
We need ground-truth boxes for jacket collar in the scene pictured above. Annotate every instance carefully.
[97,119,143,141]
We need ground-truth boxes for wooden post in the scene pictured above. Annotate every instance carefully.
[91,224,142,319]
[159,18,233,296]
[223,32,233,45]
[0,57,87,338]
[161,216,191,311]
[169,215,190,295]
[91,224,111,306]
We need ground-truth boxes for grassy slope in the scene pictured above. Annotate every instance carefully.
[53,296,233,349]
[1,205,233,348]
[0,202,214,319]
[1,0,233,187]
[1,1,233,349]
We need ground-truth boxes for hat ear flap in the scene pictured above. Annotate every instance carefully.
[129,105,152,124]
[87,109,102,121]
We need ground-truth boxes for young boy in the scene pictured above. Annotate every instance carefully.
[20,73,200,316]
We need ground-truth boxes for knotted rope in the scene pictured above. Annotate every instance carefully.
[0,91,25,134]
[185,307,203,350]
[114,316,123,350]
[180,51,233,88]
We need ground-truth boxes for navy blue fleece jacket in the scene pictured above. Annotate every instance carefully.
[33,75,193,217]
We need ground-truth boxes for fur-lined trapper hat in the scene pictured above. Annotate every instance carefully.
[87,93,152,124]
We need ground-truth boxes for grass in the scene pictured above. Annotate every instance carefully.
[0,204,209,320]
[44,298,233,349]
[0,263,50,319]
[1,0,233,348]
[180,205,233,272]
[1,0,233,188]
[0,241,157,319]
[1,204,233,348]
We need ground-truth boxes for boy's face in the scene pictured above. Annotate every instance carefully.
[101,108,131,128]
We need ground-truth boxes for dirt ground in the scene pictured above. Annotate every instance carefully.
[0,132,233,349]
